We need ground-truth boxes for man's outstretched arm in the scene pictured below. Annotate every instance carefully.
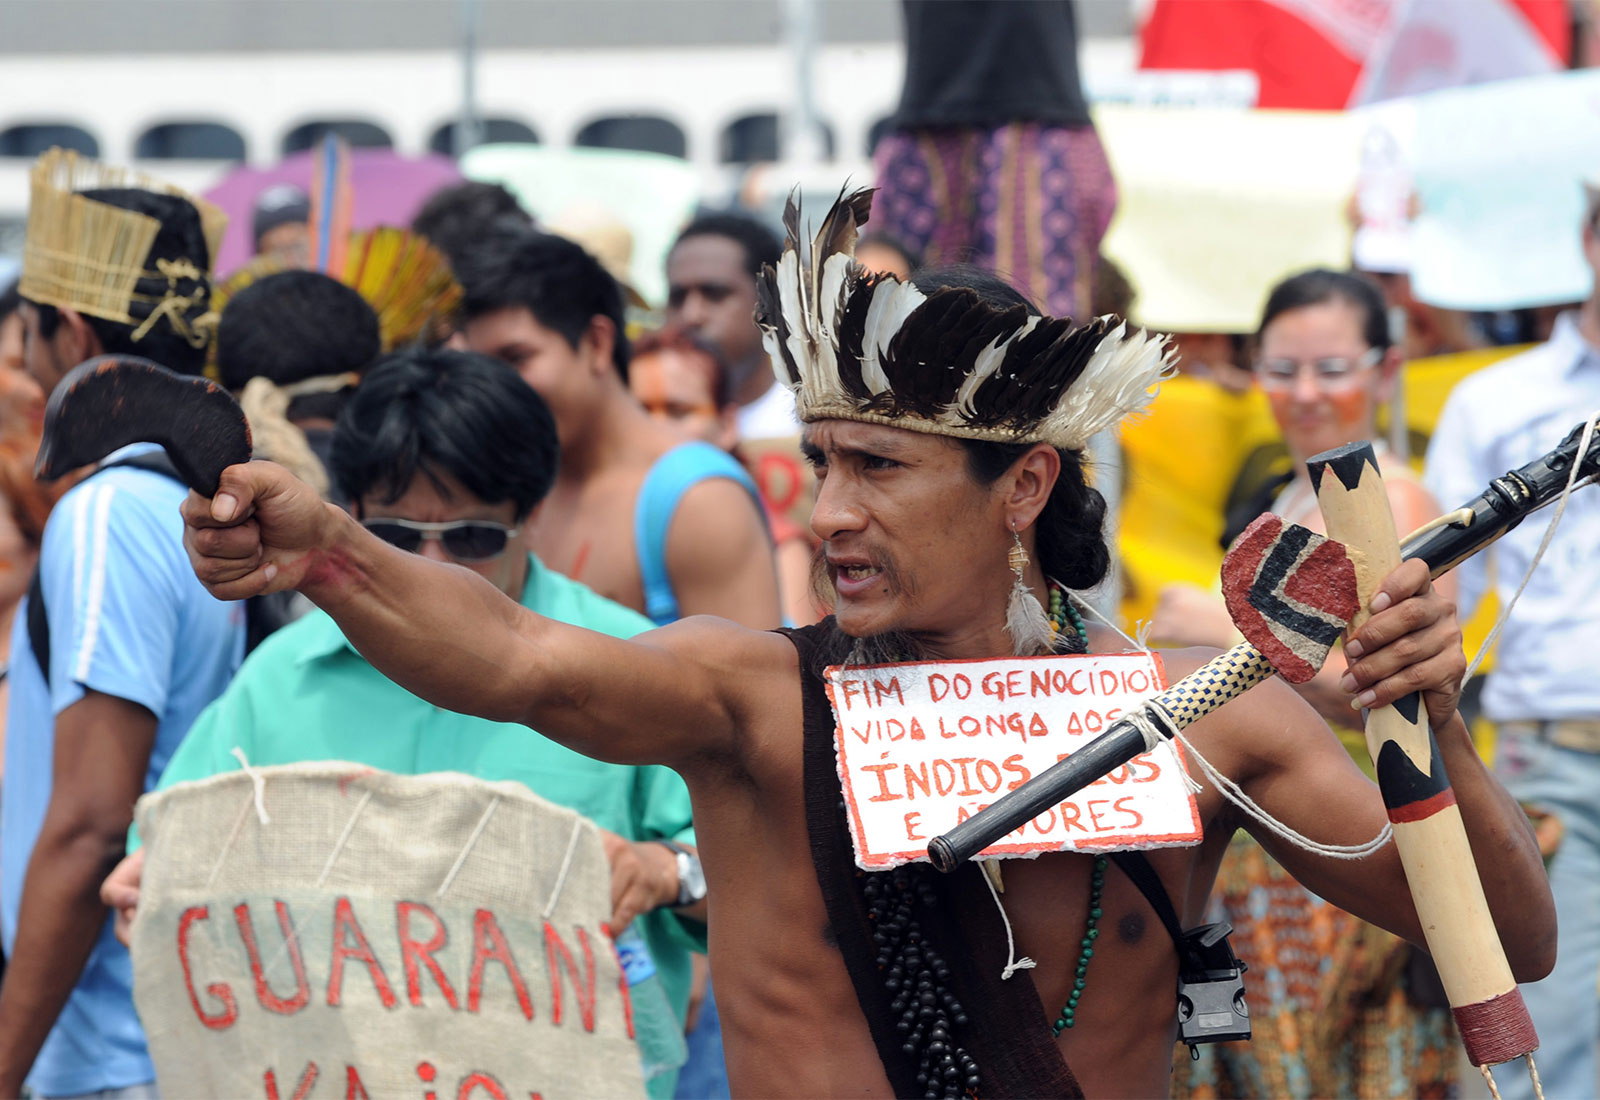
[184,462,778,767]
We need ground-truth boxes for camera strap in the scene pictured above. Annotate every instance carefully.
[1108,851,1251,1054]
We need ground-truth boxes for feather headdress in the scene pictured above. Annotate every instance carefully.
[754,188,1174,451]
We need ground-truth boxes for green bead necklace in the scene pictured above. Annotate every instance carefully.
[1046,584,1088,655]
[1045,584,1099,1036]
[1052,855,1106,1035]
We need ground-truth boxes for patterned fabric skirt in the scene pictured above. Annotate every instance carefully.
[871,122,1117,319]
[1171,834,1459,1099]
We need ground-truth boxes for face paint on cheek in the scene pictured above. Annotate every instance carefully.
[631,361,667,411]
[1326,388,1372,434]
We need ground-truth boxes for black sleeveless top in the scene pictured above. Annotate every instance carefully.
[783,621,1083,1099]
[893,0,1092,130]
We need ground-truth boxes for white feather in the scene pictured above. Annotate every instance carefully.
[946,316,1037,425]
[759,324,791,387]
[859,278,925,396]
[1039,324,1174,450]
[817,252,854,346]
[773,251,813,395]
[1005,582,1056,657]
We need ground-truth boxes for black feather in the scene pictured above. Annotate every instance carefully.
[755,264,801,386]
[880,290,985,416]
[833,269,882,401]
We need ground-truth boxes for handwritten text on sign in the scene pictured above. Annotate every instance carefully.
[826,652,1202,868]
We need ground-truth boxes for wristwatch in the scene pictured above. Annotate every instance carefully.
[656,840,706,908]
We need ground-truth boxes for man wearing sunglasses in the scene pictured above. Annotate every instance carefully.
[103,349,706,1100]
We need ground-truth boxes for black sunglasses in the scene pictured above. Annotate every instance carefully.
[361,518,519,563]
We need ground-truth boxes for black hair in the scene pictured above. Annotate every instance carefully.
[330,348,558,522]
[0,280,20,324]
[411,180,533,272]
[1259,268,1392,353]
[858,231,924,275]
[28,187,214,375]
[907,267,1110,591]
[672,211,782,279]
[217,270,380,391]
[455,227,630,380]
[910,264,1034,310]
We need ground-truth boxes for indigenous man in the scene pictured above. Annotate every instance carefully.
[180,192,1555,1098]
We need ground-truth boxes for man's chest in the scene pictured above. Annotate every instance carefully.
[529,479,648,613]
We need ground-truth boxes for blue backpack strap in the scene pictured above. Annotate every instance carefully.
[634,442,767,626]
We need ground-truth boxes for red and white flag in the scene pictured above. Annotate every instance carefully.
[1139,0,1571,109]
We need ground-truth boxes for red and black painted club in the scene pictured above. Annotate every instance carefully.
[1310,440,1536,1071]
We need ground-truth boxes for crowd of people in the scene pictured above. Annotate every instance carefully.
[0,3,1593,1098]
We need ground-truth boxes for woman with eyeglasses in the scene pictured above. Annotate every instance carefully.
[1156,269,1461,1100]
[1153,268,1454,722]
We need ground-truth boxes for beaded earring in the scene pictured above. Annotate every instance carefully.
[1004,524,1055,657]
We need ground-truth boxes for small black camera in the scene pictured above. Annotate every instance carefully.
[1176,921,1251,1054]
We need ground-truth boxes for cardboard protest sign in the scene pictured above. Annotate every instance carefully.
[826,652,1201,869]
[740,434,814,538]
[132,763,645,1100]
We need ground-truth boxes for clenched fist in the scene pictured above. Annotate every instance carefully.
[181,461,340,601]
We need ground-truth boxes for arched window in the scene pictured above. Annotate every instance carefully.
[720,113,837,164]
[866,116,898,156]
[427,117,539,156]
[574,116,686,159]
[281,120,393,156]
[0,123,98,158]
[135,121,247,160]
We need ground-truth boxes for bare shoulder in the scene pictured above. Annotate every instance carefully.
[646,614,801,726]
[644,613,795,668]
[663,475,783,625]
[669,475,769,548]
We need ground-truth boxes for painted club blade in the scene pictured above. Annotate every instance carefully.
[1220,513,1359,684]
[35,355,252,497]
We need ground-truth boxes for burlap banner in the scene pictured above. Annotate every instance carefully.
[132,763,646,1100]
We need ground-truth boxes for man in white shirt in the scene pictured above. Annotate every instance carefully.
[1423,183,1600,1100]
[664,213,796,441]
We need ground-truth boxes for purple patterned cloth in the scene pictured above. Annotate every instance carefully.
[871,122,1116,319]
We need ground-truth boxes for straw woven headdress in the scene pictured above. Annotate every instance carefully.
[19,148,228,349]
[755,188,1173,451]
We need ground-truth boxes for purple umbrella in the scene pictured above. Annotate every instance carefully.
[203,150,462,277]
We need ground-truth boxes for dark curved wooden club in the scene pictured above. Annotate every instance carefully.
[35,355,252,497]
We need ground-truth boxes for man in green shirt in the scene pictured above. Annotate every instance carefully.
[109,349,705,1097]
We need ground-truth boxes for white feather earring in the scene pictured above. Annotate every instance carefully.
[1004,525,1055,657]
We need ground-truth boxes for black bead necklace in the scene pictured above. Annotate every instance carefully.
[862,867,979,1099]
[857,585,1095,1097]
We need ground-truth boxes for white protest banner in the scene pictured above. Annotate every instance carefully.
[826,653,1202,869]
[131,763,646,1100]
